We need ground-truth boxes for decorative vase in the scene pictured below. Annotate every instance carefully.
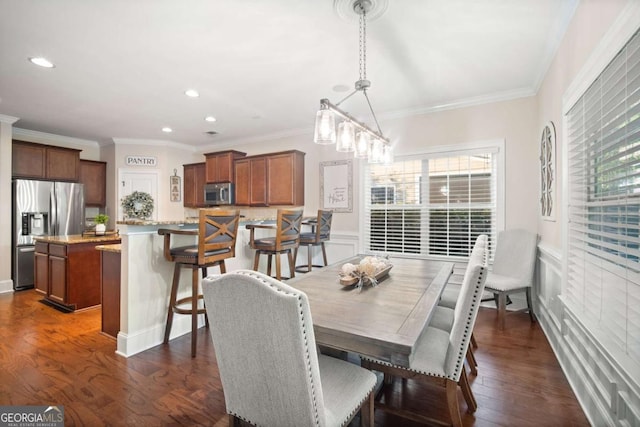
[95,223,106,235]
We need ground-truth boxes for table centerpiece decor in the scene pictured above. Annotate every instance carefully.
[339,255,393,289]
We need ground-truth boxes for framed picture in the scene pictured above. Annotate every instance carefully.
[320,159,353,213]
[170,172,181,202]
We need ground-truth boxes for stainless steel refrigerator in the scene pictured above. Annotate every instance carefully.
[12,179,85,290]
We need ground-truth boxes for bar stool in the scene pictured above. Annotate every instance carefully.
[248,208,303,280]
[158,209,240,357]
[294,209,333,273]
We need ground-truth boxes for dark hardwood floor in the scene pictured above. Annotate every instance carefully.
[0,289,589,426]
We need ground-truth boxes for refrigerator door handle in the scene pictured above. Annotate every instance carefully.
[50,188,57,236]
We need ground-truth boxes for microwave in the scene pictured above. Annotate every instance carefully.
[204,182,234,205]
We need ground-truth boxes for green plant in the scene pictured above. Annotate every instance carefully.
[95,213,109,225]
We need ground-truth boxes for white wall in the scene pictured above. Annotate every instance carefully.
[534,0,639,425]
[0,116,19,293]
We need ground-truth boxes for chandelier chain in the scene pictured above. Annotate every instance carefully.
[359,5,367,81]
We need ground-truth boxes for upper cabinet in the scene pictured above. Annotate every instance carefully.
[267,150,305,206]
[183,162,207,208]
[234,150,304,206]
[204,150,246,183]
[12,140,80,181]
[79,160,107,207]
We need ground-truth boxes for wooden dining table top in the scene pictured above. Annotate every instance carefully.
[287,255,454,368]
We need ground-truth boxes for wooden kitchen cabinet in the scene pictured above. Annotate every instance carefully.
[204,150,246,183]
[34,237,120,311]
[234,156,267,206]
[79,160,107,207]
[34,242,49,294]
[183,162,207,208]
[12,140,81,181]
[267,150,305,206]
[233,150,304,206]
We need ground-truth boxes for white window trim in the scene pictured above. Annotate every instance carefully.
[358,138,505,260]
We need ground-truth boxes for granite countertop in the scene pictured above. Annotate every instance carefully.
[117,217,275,226]
[96,243,121,253]
[117,219,199,226]
[34,234,122,244]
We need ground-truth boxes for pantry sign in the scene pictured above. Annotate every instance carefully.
[125,156,157,167]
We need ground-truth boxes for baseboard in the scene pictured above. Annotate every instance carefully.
[0,279,14,294]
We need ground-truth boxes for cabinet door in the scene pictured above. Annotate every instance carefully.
[34,251,48,294]
[234,159,250,206]
[183,164,196,207]
[267,152,304,205]
[48,255,67,304]
[183,163,206,207]
[46,146,80,181]
[79,160,107,206]
[250,157,268,206]
[194,163,206,206]
[12,141,46,178]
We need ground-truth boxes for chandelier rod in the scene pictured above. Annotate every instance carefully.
[320,98,389,143]
[362,90,383,135]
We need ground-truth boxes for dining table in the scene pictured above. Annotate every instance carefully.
[287,255,454,368]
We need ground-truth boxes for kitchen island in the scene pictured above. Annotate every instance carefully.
[34,234,121,311]
[115,219,259,357]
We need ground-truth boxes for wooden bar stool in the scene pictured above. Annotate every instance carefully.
[294,209,332,273]
[247,208,303,280]
[158,209,240,357]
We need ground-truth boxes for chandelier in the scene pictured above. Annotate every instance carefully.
[313,0,393,164]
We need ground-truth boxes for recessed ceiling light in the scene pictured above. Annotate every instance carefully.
[332,84,350,92]
[162,127,173,133]
[29,57,55,68]
[205,116,216,122]
[185,89,199,98]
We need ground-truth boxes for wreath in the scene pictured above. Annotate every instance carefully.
[121,191,154,219]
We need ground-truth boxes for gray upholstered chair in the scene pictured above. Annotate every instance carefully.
[157,209,240,357]
[202,270,377,427]
[361,259,487,427]
[431,234,488,374]
[484,229,538,330]
[294,209,333,273]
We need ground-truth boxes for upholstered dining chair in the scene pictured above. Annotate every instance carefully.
[248,207,303,280]
[361,259,487,427]
[157,209,240,357]
[430,234,488,374]
[484,228,538,330]
[202,270,377,427]
[294,209,333,273]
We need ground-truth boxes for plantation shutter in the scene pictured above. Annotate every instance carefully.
[566,28,640,360]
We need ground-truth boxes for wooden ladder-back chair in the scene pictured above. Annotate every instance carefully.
[157,209,240,357]
[294,209,333,273]
[202,270,377,426]
[248,207,303,280]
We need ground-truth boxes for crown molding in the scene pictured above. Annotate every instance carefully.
[0,114,19,124]
[111,137,197,152]
[198,126,312,152]
[13,127,99,148]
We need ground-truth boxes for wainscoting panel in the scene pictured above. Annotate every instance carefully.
[535,243,640,427]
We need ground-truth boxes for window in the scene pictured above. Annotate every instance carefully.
[363,142,503,259]
[566,28,640,358]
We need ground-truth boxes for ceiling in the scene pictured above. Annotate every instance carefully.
[0,0,578,149]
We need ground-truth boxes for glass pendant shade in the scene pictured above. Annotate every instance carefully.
[382,144,394,165]
[314,109,336,144]
[368,138,383,163]
[354,131,370,158]
[336,121,356,152]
